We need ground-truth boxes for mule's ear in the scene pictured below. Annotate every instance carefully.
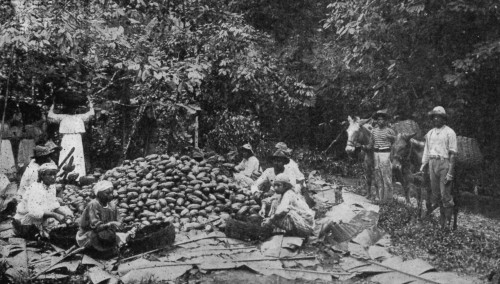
[355,116,361,122]
[347,116,353,123]
[359,118,370,125]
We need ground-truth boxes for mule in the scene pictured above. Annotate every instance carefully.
[345,116,377,198]
[391,132,430,218]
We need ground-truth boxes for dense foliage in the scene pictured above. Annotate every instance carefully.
[1,0,499,187]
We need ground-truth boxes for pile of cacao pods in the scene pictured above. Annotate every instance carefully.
[60,153,261,232]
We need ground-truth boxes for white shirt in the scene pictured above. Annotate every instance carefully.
[48,108,94,134]
[285,159,304,181]
[422,125,458,164]
[251,167,301,194]
[15,182,60,225]
[235,156,261,178]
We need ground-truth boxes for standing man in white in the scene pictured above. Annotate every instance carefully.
[420,106,457,229]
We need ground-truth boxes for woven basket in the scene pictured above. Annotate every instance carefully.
[49,225,79,250]
[127,222,175,253]
[457,136,483,168]
[391,120,423,140]
[224,218,273,242]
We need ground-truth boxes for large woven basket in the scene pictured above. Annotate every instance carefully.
[457,136,483,168]
[127,222,175,253]
[224,218,273,242]
[49,224,79,249]
[391,120,423,140]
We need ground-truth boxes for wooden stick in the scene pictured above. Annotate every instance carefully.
[120,256,318,271]
[275,268,352,276]
[323,126,346,154]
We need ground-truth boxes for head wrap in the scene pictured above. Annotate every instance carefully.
[94,180,114,195]
[38,163,58,174]
[274,173,292,186]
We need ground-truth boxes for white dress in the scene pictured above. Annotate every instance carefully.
[48,108,94,179]
[0,125,16,176]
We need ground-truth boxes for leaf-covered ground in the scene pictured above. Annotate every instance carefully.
[378,199,500,280]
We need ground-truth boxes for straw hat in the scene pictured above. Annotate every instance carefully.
[372,109,390,120]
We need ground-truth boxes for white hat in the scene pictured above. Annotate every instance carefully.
[274,173,292,186]
[94,180,114,195]
[38,163,58,174]
[428,106,447,118]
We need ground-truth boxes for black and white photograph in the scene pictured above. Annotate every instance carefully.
[0,0,499,283]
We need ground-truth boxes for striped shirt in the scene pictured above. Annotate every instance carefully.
[370,127,395,150]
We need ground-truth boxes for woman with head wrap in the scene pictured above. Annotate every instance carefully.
[76,181,135,254]
[261,174,315,237]
[13,163,73,238]
[233,143,261,187]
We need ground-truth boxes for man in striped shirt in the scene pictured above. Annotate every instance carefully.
[361,110,396,201]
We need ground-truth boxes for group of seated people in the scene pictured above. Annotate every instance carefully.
[232,142,315,237]
[13,142,135,255]
[12,142,314,256]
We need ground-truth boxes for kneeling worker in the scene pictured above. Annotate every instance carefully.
[13,163,73,238]
[76,181,136,254]
[261,174,315,237]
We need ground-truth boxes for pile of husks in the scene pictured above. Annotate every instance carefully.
[59,153,261,232]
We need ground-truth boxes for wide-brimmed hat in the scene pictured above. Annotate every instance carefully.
[33,146,52,158]
[44,140,62,153]
[428,106,447,118]
[275,142,292,156]
[271,149,290,163]
[372,109,390,120]
[241,143,254,155]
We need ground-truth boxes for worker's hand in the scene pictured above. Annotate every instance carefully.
[445,173,454,185]
[261,218,271,227]
[419,164,427,173]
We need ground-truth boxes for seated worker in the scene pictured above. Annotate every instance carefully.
[233,143,261,187]
[275,142,305,189]
[251,149,301,196]
[261,174,315,237]
[76,181,136,255]
[13,163,73,239]
[18,145,60,197]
